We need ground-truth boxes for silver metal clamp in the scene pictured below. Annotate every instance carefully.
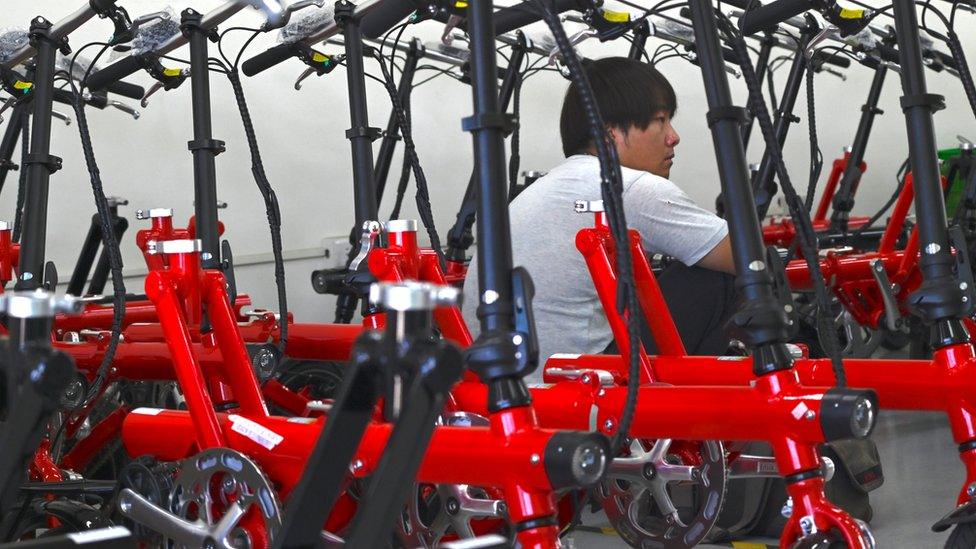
[0,290,83,319]
[368,281,460,312]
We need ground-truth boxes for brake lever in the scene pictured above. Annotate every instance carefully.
[51,109,72,126]
[140,80,165,108]
[108,100,141,119]
[548,27,596,65]
[0,95,18,123]
[819,66,847,80]
[263,0,326,31]
[294,67,316,90]
[441,14,465,46]
[805,23,839,60]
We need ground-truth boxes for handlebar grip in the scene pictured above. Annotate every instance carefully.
[489,0,581,36]
[242,42,300,77]
[85,55,144,91]
[876,42,901,65]
[811,50,851,69]
[739,0,814,35]
[105,80,145,100]
[360,0,419,38]
[721,46,741,64]
[52,89,109,110]
[931,50,959,72]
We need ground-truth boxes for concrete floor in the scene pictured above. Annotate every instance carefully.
[565,410,964,548]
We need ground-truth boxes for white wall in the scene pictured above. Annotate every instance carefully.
[1,0,974,323]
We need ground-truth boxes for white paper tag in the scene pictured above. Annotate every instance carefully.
[130,407,164,415]
[548,353,582,360]
[229,415,284,450]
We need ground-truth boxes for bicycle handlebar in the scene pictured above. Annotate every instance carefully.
[86,1,244,90]
[739,0,817,35]
[104,79,146,100]
[1,3,100,70]
[86,55,145,92]
[489,0,584,35]
[811,49,851,69]
[241,42,301,76]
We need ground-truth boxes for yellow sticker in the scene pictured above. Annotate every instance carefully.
[163,67,182,77]
[838,7,865,19]
[312,52,329,63]
[731,542,772,549]
[13,80,32,90]
[602,9,631,23]
[455,0,468,8]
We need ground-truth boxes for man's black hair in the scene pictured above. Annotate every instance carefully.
[559,57,677,157]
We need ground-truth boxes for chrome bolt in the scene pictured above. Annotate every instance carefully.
[799,516,816,536]
[968,482,976,499]
[781,497,793,518]
[580,372,593,385]
[201,252,214,261]
[962,282,969,291]
[603,418,616,433]
[21,272,33,281]
[530,453,541,465]
[351,459,364,473]
[804,410,816,421]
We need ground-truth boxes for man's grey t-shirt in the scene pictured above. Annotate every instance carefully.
[462,155,728,377]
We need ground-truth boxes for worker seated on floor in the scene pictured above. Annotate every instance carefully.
[462,56,737,379]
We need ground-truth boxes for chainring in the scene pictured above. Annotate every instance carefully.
[167,448,282,549]
[597,438,726,548]
[393,412,510,548]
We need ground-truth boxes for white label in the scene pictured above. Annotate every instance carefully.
[548,353,582,360]
[229,415,283,450]
[130,407,164,416]
[791,402,810,420]
[716,356,748,361]
[286,417,316,424]
[527,383,555,389]
[68,526,132,544]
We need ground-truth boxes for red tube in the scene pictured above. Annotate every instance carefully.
[145,271,225,449]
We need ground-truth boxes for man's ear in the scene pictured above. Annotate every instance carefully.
[607,126,627,148]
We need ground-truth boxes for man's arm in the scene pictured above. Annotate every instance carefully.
[696,234,736,275]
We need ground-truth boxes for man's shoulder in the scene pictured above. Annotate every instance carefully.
[621,167,682,197]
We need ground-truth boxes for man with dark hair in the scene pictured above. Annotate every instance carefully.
[462,56,736,373]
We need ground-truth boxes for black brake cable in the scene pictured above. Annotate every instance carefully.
[803,68,822,214]
[507,66,523,200]
[722,12,847,386]
[214,30,291,355]
[68,48,128,409]
[12,107,28,243]
[849,158,909,241]
[373,49,446,268]
[390,101,413,220]
[534,0,642,453]
[225,70,290,355]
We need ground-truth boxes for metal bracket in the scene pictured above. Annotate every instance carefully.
[144,239,202,256]
[348,220,382,271]
[869,259,902,331]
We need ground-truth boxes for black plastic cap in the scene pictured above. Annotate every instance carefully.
[820,388,879,441]
[543,431,611,490]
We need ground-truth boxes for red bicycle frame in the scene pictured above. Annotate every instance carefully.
[556,205,976,519]
[762,151,871,248]
[352,219,872,547]
[114,224,590,548]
